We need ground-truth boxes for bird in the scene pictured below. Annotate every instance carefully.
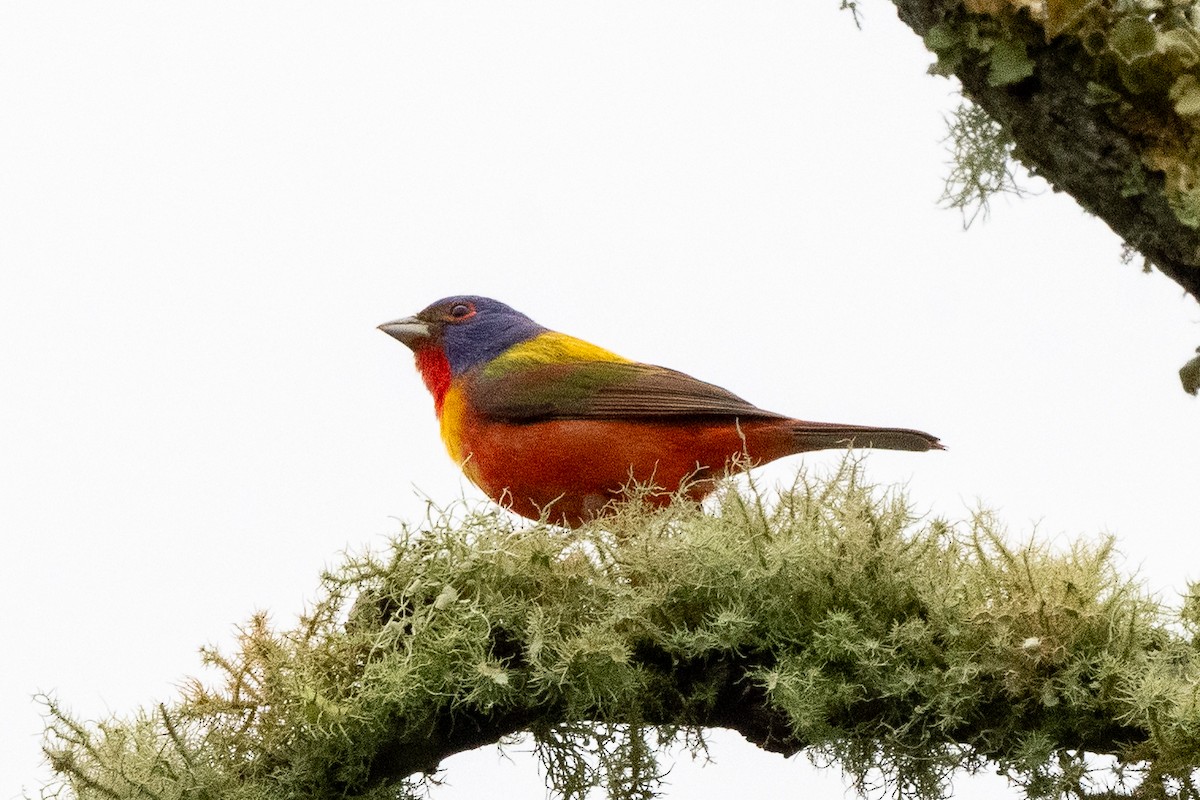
[380,295,942,527]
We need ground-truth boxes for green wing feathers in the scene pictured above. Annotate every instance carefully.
[468,352,944,452]
[469,360,786,423]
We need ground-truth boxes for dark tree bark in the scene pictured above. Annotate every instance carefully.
[359,644,1147,793]
[890,0,1200,305]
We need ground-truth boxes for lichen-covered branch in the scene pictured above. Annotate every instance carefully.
[891,0,1200,303]
[40,463,1200,800]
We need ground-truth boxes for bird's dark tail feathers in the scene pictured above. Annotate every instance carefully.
[791,421,944,453]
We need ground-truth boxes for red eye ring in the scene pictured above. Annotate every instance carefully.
[446,302,476,321]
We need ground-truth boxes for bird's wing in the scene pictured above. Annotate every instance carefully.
[468,359,787,422]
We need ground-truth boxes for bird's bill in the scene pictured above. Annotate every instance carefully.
[377,316,432,349]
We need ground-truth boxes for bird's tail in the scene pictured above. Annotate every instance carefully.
[790,421,944,453]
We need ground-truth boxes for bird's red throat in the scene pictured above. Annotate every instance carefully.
[414,347,452,417]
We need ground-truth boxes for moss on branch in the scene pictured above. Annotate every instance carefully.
[892,0,1200,303]
[40,463,1200,799]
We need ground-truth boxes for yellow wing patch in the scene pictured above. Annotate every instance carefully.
[482,331,631,376]
[445,332,630,493]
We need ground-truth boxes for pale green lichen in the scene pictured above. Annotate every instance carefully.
[940,101,1027,226]
[924,0,1200,229]
[37,462,1200,800]
[922,16,1034,224]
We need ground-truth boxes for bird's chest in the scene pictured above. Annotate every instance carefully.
[437,383,489,488]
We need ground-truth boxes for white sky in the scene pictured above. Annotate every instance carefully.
[3,3,1199,799]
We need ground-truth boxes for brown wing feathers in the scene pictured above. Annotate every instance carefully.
[473,361,787,422]
[788,421,944,452]
[472,360,943,452]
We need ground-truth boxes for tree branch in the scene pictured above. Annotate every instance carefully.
[891,0,1200,303]
[39,467,1200,800]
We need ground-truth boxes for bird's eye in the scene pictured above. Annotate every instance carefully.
[449,303,473,320]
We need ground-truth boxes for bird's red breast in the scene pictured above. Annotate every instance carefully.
[414,347,452,416]
[446,413,802,526]
[380,296,942,527]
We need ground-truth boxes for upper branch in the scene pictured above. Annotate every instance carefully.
[892,0,1200,303]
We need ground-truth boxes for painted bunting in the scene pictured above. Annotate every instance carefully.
[380,295,942,527]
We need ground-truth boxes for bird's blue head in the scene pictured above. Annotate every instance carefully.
[378,295,548,375]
